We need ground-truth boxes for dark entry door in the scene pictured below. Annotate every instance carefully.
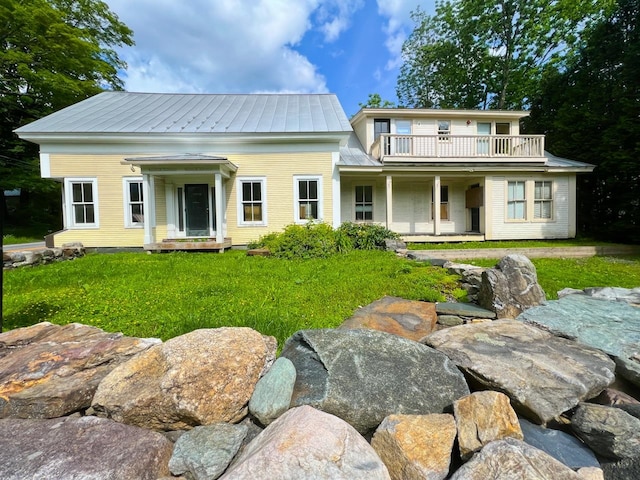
[470,208,480,232]
[185,184,209,236]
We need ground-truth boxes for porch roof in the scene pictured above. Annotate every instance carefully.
[123,154,238,174]
[338,132,381,167]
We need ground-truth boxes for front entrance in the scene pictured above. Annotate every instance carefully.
[185,184,209,236]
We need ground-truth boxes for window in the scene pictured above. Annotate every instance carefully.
[237,178,266,226]
[534,181,553,219]
[65,178,98,228]
[355,185,373,221]
[374,119,391,155]
[507,181,526,220]
[395,120,412,154]
[295,176,321,222]
[123,178,143,227]
[432,185,449,220]
[438,120,451,140]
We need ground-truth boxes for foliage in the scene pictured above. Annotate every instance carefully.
[396,1,612,109]
[0,0,133,226]
[527,0,640,242]
[3,250,461,346]
[249,222,399,259]
[358,93,396,109]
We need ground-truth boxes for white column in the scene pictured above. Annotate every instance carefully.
[332,152,341,228]
[215,173,224,243]
[386,175,393,228]
[142,173,153,244]
[434,175,441,236]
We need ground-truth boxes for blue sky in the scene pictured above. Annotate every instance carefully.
[104,0,435,117]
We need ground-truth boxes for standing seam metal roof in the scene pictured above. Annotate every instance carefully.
[15,92,353,135]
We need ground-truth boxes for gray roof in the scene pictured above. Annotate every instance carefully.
[544,151,594,169]
[339,132,382,167]
[16,92,353,135]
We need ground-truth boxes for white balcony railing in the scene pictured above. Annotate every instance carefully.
[372,134,545,160]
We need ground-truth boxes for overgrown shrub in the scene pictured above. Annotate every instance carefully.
[249,222,400,259]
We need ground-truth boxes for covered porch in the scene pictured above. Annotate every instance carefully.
[124,154,237,250]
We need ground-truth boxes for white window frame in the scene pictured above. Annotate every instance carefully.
[123,177,144,228]
[507,180,527,221]
[236,177,267,226]
[294,175,322,223]
[534,180,554,221]
[432,185,450,221]
[438,120,451,141]
[64,178,99,229]
[354,184,374,222]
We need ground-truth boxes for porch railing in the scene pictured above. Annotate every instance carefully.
[372,134,545,160]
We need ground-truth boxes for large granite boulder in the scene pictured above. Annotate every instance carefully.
[220,405,391,479]
[371,413,457,480]
[0,322,159,419]
[518,293,640,387]
[424,320,615,424]
[339,296,438,341]
[450,438,581,480]
[92,327,277,430]
[571,403,640,460]
[477,254,546,318]
[0,416,173,479]
[281,328,469,433]
[453,391,523,460]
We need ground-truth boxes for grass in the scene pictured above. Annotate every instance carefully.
[3,225,50,245]
[463,256,640,299]
[407,238,616,250]
[2,234,43,245]
[3,250,462,346]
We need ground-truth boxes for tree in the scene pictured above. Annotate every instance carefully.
[0,0,133,229]
[527,0,640,242]
[358,93,396,109]
[397,0,613,110]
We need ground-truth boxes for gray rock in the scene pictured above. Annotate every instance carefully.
[435,302,496,319]
[443,261,485,276]
[571,403,640,460]
[601,456,640,480]
[477,254,546,318]
[220,405,391,479]
[281,328,469,434]
[425,320,615,424]
[385,239,407,251]
[438,315,464,327]
[450,438,581,480]
[169,423,248,480]
[519,417,600,469]
[518,294,640,387]
[249,357,296,426]
[0,416,173,479]
[584,287,640,305]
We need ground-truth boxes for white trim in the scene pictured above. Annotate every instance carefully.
[63,177,99,229]
[353,184,375,222]
[236,177,267,227]
[215,174,224,242]
[386,176,393,227]
[293,175,323,223]
[122,177,144,228]
[39,153,51,178]
[332,151,341,228]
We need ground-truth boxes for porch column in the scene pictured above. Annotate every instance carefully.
[142,173,155,244]
[434,175,441,236]
[386,175,393,228]
[214,173,224,243]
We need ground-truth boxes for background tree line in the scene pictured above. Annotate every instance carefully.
[392,0,639,242]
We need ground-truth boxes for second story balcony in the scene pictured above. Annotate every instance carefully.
[371,134,545,162]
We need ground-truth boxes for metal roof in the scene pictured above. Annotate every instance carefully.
[15,92,353,135]
[339,133,381,167]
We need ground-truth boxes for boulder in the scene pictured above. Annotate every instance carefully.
[248,356,296,426]
[583,287,640,305]
[601,456,640,480]
[92,327,277,430]
[438,315,464,327]
[576,467,604,480]
[449,438,581,480]
[518,294,640,387]
[0,416,173,479]
[435,302,496,319]
[477,254,546,318]
[371,413,456,480]
[0,322,159,419]
[424,320,615,424]
[339,296,438,341]
[571,403,640,460]
[453,391,523,460]
[519,418,600,470]
[281,328,469,433]
[220,405,391,479]
[169,423,248,480]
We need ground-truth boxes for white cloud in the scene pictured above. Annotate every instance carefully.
[105,0,346,94]
[376,0,434,71]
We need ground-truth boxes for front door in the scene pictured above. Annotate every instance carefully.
[185,184,209,236]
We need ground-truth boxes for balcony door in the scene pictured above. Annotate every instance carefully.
[477,122,491,155]
[374,119,391,155]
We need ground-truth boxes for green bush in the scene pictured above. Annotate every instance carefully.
[250,222,400,259]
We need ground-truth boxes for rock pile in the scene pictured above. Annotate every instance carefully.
[2,242,85,269]
[0,255,639,479]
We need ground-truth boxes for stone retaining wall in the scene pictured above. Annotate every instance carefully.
[2,243,85,269]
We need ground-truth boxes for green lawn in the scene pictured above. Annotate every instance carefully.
[3,250,462,346]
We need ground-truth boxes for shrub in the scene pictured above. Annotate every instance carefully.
[250,222,400,259]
